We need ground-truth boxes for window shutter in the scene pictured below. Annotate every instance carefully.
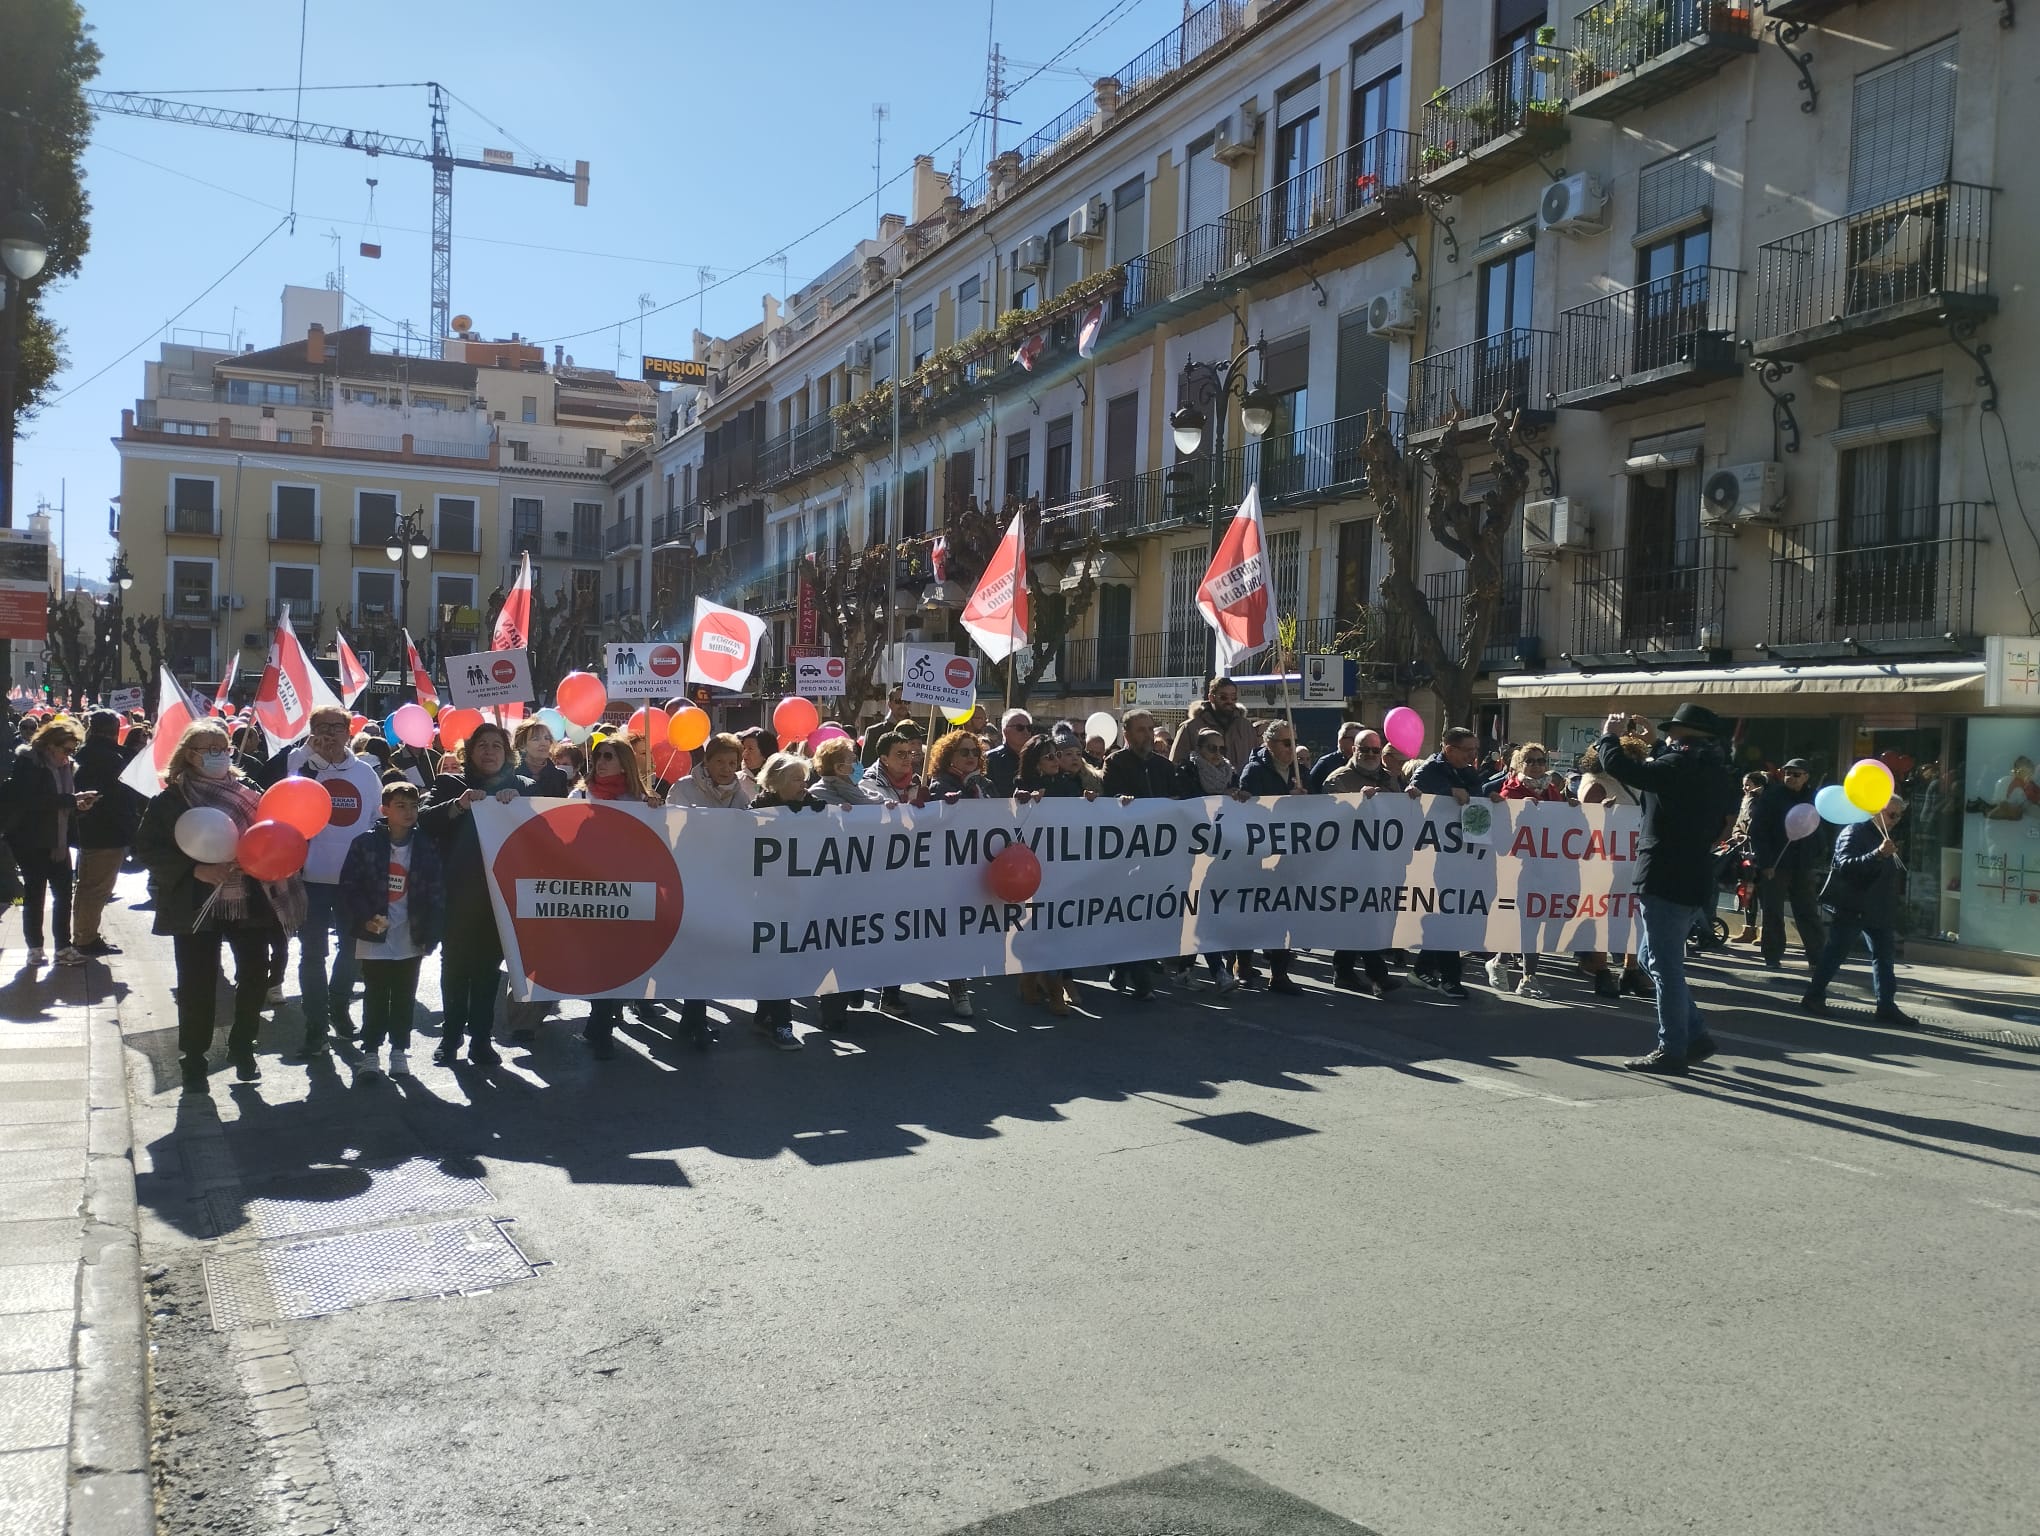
[1262,332,1310,396]
[1335,311,1391,422]
[1848,38,1958,213]
[1111,178,1146,267]
[1104,394,1139,483]
[1636,140,1715,235]
[1839,374,1942,428]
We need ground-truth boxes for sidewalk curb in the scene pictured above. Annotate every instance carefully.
[70,1009,155,1536]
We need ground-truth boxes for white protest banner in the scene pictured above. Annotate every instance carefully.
[605,640,687,700]
[794,654,846,698]
[475,795,1643,1001]
[108,686,144,712]
[900,646,977,713]
[443,649,535,709]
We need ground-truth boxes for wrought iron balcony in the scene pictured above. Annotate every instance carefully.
[1762,505,1985,657]
[1752,181,1995,360]
[1408,330,1559,438]
[604,517,645,555]
[166,586,219,619]
[564,537,604,562]
[1569,0,1758,121]
[1420,561,1552,670]
[1120,222,1244,322]
[1761,0,1870,19]
[164,504,220,537]
[1421,51,1572,195]
[1555,266,1741,408]
[1567,535,1733,664]
[1217,130,1420,281]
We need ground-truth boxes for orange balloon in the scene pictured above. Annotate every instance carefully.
[627,706,671,745]
[557,671,608,728]
[436,706,484,750]
[257,776,333,841]
[668,705,710,752]
[773,695,820,744]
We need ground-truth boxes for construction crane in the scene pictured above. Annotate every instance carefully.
[84,82,589,357]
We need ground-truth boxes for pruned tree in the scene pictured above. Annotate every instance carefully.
[813,534,896,725]
[45,591,120,705]
[121,613,165,690]
[1008,529,1105,711]
[1357,394,1533,733]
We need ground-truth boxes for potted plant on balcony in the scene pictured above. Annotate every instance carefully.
[1705,2,1752,34]
[1421,141,1457,170]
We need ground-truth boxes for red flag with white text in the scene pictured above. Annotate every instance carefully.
[252,606,344,755]
[489,552,533,723]
[334,631,370,707]
[404,629,440,713]
[211,655,237,716]
[119,665,203,799]
[1194,483,1272,674]
[959,510,1029,664]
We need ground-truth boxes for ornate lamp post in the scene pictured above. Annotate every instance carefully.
[108,551,132,688]
[1168,340,1275,674]
[385,505,432,649]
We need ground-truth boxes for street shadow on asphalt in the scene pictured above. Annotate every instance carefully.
[123,948,2040,1243]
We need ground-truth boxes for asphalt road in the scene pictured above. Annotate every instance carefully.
[101,874,2040,1536]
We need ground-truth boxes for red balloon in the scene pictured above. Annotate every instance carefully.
[437,706,485,750]
[984,843,1042,904]
[661,696,689,716]
[236,819,308,882]
[557,671,608,728]
[349,713,369,735]
[650,742,690,782]
[774,695,820,745]
[257,776,332,841]
[627,706,671,745]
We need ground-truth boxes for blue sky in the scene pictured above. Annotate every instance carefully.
[21,0,1184,579]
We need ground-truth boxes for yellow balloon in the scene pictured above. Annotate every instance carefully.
[590,731,607,749]
[943,698,977,725]
[1842,757,1894,814]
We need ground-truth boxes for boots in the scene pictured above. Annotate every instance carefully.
[1042,975,1071,1017]
[1017,974,1042,1005]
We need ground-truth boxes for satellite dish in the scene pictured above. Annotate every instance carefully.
[451,314,473,333]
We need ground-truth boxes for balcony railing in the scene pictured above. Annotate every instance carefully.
[166,587,218,618]
[1420,561,1552,669]
[1569,0,1758,120]
[1421,50,1572,192]
[1570,535,1733,659]
[1217,130,1419,276]
[1752,181,1996,359]
[604,518,645,555]
[565,536,605,561]
[1409,330,1558,436]
[1764,506,1985,653]
[1555,266,1741,408]
[164,504,220,537]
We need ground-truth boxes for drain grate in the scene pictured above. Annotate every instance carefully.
[206,1157,493,1241]
[204,1218,536,1329]
[1913,1019,2040,1054]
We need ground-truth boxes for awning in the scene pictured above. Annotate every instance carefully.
[1496,660,1985,701]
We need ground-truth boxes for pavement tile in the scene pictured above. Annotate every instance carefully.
[0,1369,70,1453]
[0,1313,72,1373]
[0,1104,81,1128]
[0,1035,86,1052]
[0,1181,79,1223]
[0,1152,77,1184]
[0,1446,65,1536]
[0,1222,84,1265]
[0,1083,76,1106]
[0,1124,84,1154]
[0,1054,86,1082]
[0,1263,75,1317]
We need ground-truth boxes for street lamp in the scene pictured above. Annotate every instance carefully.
[0,207,50,283]
[1174,341,1273,673]
[106,551,132,690]
[0,193,52,716]
[385,505,432,646]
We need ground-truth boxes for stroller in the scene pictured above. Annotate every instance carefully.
[1689,837,1753,952]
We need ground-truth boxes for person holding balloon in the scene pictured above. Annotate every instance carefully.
[1748,759,1829,973]
[420,721,533,1067]
[1801,788,1915,1026]
[134,720,311,1094]
[276,707,385,1057]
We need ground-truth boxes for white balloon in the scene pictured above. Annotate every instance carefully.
[174,806,239,864]
[1084,710,1120,749]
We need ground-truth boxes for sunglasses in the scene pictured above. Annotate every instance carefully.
[1524,756,1549,766]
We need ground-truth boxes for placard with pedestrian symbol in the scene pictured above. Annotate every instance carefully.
[605,641,687,700]
[442,648,535,709]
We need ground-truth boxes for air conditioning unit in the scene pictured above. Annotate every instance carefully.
[846,339,873,376]
[1367,285,1420,339]
[1211,111,1258,165]
[215,596,233,611]
[1522,497,1589,557]
[1018,235,1050,271]
[1539,173,1608,236]
[1067,196,1107,245]
[1702,461,1785,526]
[493,410,506,421]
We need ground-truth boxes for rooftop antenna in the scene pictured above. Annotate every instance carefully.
[697,265,713,334]
[325,228,345,300]
[872,102,889,237]
[637,292,655,368]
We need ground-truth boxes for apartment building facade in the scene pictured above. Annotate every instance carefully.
[116,295,650,693]
[646,0,2032,953]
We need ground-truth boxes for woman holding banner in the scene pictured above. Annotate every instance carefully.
[421,723,531,1067]
[925,729,994,1018]
[660,733,754,1048]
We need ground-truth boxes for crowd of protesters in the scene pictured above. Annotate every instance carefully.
[0,673,1926,1093]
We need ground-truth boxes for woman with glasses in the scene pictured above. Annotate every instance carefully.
[574,737,665,807]
[1488,743,1572,1000]
[926,729,994,1018]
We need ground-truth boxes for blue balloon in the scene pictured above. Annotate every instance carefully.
[1815,782,1872,825]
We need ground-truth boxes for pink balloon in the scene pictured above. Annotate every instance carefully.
[807,724,850,749]
[391,702,435,749]
[1382,705,1426,760]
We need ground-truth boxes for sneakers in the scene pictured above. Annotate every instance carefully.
[1622,1048,1688,1075]
[1592,970,1621,1000]
[55,946,87,967]
[232,1051,261,1083]
[1438,982,1470,1001]
[1212,969,1240,995]
[878,987,910,1018]
[772,1020,802,1051]
[466,1041,502,1068]
[1685,1035,1719,1065]
[947,983,974,1019]
[25,948,45,965]
[431,1041,461,1067]
[75,940,120,957]
[1041,977,1071,1017]
[331,1015,358,1044]
[1517,976,1552,1000]
[1485,957,1515,992]
[1797,991,1827,1018]
[1874,1003,1918,1027]
[1411,970,1444,993]
[689,1018,720,1051]
[296,1030,330,1059]
[386,1049,410,1077]
[351,1054,383,1086]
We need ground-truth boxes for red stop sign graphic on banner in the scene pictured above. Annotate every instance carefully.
[944,657,974,690]
[492,804,682,994]
[491,658,518,685]
[648,643,683,679]
[325,780,366,829]
[823,657,845,682]
[692,611,755,684]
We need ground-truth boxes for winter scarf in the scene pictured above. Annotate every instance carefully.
[587,772,631,801]
[1191,751,1237,796]
[807,773,874,806]
[180,772,308,931]
[40,748,76,851]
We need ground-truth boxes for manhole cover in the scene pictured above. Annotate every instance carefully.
[207,1156,493,1240]
[938,1457,1383,1535]
[204,1218,536,1329]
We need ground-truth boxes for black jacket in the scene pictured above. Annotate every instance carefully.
[1748,778,1819,874]
[336,820,447,951]
[3,746,81,855]
[983,744,1022,797]
[1238,747,1305,797]
[525,760,575,798]
[1410,753,1486,799]
[1306,750,1349,793]
[420,768,534,937]
[1597,733,1739,908]
[1101,746,1177,800]
[1824,819,1907,929]
[133,780,281,936]
[72,737,141,850]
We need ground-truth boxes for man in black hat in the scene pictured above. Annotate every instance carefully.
[1746,757,1827,971]
[1594,703,1741,1073]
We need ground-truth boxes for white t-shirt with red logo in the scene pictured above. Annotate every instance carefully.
[360,838,420,962]
[285,748,387,884]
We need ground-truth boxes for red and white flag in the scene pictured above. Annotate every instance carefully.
[959,509,1029,664]
[118,665,203,799]
[252,605,344,756]
[685,597,769,693]
[403,629,440,713]
[1011,332,1044,373]
[489,551,534,723]
[334,631,370,707]
[930,535,949,584]
[1195,483,1273,674]
[1077,301,1106,359]
[211,655,237,717]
